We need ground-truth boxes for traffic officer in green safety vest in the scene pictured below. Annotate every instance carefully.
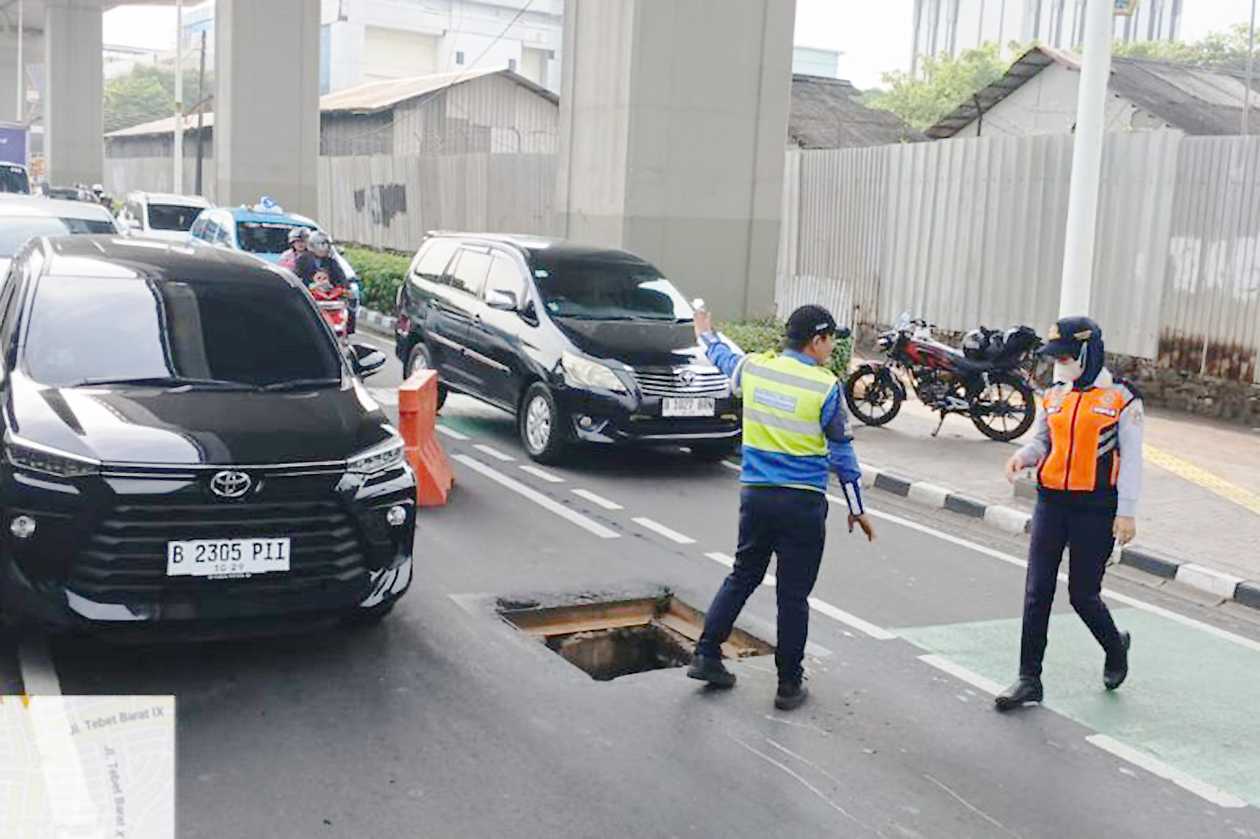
[687,304,875,711]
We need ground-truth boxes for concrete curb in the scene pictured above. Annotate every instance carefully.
[858,460,1260,612]
[359,307,396,338]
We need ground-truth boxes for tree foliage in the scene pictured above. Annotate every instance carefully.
[103,64,213,133]
[1114,23,1258,72]
[866,43,1012,132]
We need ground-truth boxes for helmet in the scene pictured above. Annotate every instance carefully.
[287,227,309,244]
[961,328,988,360]
[91,184,104,194]
[307,231,331,257]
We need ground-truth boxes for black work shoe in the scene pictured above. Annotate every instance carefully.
[1104,631,1132,691]
[687,654,736,688]
[774,681,809,711]
[994,676,1043,712]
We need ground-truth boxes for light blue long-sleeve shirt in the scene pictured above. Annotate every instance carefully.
[701,333,864,515]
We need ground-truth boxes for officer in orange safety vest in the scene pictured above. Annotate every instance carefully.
[995,316,1144,712]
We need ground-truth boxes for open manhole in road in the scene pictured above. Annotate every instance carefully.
[498,593,774,682]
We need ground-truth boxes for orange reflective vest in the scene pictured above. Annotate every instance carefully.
[1036,385,1131,493]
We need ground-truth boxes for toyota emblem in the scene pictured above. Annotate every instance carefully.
[679,368,697,386]
[209,470,252,499]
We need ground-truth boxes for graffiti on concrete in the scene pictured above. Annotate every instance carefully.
[353,183,407,228]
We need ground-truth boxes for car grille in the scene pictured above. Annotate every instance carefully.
[632,366,730,398]
[69,498,369,600]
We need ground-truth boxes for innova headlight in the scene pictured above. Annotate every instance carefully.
[4,434,100,478]
[561,351,627,394]
[347,438,405,476]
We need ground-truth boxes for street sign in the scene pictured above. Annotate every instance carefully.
[1114,0,1140,16]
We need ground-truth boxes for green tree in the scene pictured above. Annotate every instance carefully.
[1114,23,1257,72]
[867,43,1012,132]
[103,64,213,133]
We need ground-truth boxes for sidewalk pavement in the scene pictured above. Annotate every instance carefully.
[848,382,1260,603]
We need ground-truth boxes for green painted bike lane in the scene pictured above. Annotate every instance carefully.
[901,607,1260,807]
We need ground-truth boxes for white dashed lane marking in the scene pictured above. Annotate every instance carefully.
[473,444,515,462]
[632,517,697,545]
[519,465,564,484]
[452,454,619,540]
[572,489,623,510]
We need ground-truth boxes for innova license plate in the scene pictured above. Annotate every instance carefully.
[662,397,715,417]
[166,538,291,578]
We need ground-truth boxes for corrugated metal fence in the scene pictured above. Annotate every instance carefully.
[777,131,1260,382]
[316,153,560,252]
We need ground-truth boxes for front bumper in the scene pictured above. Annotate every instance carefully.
[0,462,417,637]
[555,387,741,445]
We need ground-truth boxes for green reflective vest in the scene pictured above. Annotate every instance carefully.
[740,352,834,458]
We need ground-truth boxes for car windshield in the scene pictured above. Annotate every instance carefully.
[23,274,344,388]
[535,259,694,322]
[0,166,29,194]
[238,221,307,254]
[0,216,117,257]
[147,203,204,232]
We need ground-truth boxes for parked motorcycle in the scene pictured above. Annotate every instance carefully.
[844,314,1042,442]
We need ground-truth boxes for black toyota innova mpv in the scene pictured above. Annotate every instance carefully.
[393,233,739,464]
[0,236,416,637]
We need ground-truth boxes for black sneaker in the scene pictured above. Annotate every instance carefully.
[994,676,1043,712]
[1104,631,1132,691]
[687,654,736,688]
[774,681,809,711]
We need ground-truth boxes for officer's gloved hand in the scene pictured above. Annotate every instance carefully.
[848,513,875,542]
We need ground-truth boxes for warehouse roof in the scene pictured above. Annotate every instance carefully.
[790,75,923,148]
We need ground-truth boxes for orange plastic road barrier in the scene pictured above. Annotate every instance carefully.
[398,370,454,506]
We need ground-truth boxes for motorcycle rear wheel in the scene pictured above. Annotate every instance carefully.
[845,367,903,427]
[970,373,1035,442]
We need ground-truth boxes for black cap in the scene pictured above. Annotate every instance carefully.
[1038,315,1101,357]
[785,305,840,342]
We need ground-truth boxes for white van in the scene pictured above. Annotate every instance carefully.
[118,191,211,242]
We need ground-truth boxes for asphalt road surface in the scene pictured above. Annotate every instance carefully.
[4,332,1259,839]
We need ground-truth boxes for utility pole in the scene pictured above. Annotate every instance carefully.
[15,0,22,122]
[977,0,985,46]
[173,0,184,194]
[194,31,207,196]
[911,0,924,78]
[1246,0,1257,136]
[1058,0,1115,316]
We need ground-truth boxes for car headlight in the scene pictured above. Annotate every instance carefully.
[561,351,627,393]
[4,435,100,478]
[347,438,405,476]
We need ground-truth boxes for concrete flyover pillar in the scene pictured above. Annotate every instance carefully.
[556,0,797,319]
[214,0,320,216]
[44,0,103,186]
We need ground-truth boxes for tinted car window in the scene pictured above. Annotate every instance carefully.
[413,239,459,284]
[237,222,292,253]
[0,216,117,257]
[148,203,204,232]
[449,249,492,296]
[486,254,525,301]
[0,165,29,194]
[24,275,343,388]
[535,259,694,322]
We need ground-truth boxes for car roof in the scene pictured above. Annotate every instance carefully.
[128,191,211,207]
[426,231,653,266]
[227,206,317,227]
[0,195,116,222]
[33,234,299,285]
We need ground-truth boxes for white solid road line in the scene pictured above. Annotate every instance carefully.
[632,517,696,545]
[18,637,62,696]
[721,460,741,473]
[436,425,471,441]
[473,444,515,462]
[572,489,623,510]
[704,553,885,638]
[1086,734,1248,809]
[828,497,1260,656]
[519,465,564,484]
[918,654,1005,696]
[452,454,620,540]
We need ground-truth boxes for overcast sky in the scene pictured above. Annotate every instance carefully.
[104,0,1259,90]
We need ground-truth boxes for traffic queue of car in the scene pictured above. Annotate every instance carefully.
[0,186,751,640]
[0,193,414,639]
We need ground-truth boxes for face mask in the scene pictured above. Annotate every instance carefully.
[1054,358,1084,384]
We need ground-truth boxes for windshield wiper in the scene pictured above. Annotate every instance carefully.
[73,376,257,390]
[259,377,343,392]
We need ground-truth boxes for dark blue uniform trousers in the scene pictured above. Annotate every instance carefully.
[696,486,828,684]
[1020,501,1124,678]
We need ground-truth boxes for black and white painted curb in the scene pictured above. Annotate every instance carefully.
[859,462,1260,612]
[361,306,1259,612]
[359,308,396,337]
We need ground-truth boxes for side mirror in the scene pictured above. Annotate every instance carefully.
[486,289,518,311]
[349,343,388,379]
